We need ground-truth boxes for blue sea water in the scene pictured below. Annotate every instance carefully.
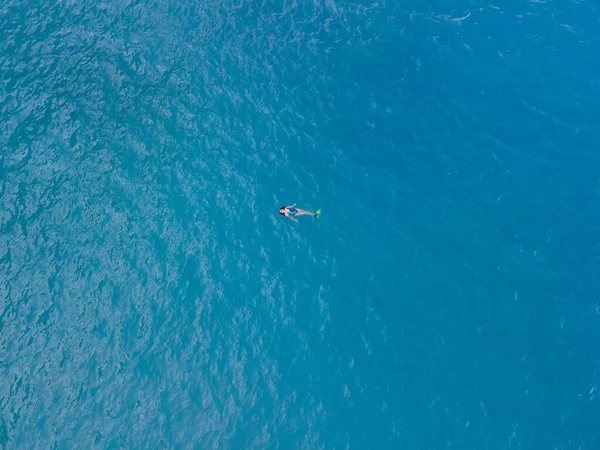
[1,0,600,447]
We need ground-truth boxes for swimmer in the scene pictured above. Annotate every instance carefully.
[279,204,321,221]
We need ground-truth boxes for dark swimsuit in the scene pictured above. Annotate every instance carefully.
[287,207,298,216]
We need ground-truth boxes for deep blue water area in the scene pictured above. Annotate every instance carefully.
[1,0,599,448]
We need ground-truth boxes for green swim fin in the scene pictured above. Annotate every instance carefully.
[315,209,322,218]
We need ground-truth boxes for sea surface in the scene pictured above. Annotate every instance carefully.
[1,0,599,448]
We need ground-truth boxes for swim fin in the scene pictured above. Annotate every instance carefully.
[315,209,322,218]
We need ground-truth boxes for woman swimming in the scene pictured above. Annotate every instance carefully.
[279,204,321,221]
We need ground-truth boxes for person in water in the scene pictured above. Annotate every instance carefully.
[279,204,321,220]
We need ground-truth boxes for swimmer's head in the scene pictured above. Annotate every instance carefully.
[279,207,286,215]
